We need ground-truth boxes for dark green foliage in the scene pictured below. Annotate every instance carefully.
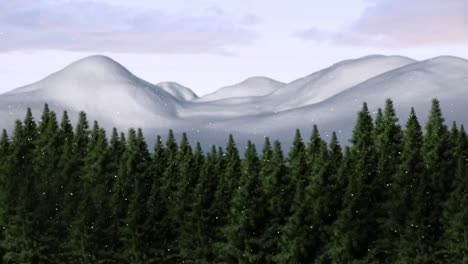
[123,128,152,263]
[374,99,404,261]
[223,141,266,263]
[328,102,380,262]
[420,99,452,260]
[0,99,466,263]
[440,125,468,263]
[3,108,38,263]
[189,146,220,263]
[389,108,426,263]
[275,129,307,263]
[0,129,10,259]
[260,139,288,263]
[144,135,172,263]
[212,134,241,260]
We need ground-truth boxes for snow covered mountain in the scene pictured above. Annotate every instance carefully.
[197,76,285,102]
[156,82,198,101]
[1,55,181,129]
[267,55,416,111]
[1,55,468,149]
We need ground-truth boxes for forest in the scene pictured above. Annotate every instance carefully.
[0,98,466,264]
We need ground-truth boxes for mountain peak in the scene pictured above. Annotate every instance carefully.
[425,55,468,65]
[197,76,285,102]
[240,76,283,84]
[156,82,198,101]
[61,55,133,80]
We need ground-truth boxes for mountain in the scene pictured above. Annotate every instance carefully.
[222,56,468,145]
[156,82,198,101]
[197,76,285,102]
[1,55,181,129]
[1,54,468,150]
[267,55,416,111]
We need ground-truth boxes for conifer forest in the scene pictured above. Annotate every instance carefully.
[0,98,467,264]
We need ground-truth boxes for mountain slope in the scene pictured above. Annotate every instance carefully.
[197,76,285,102]
[220,56,468,145]
[1,55,181,129]
[1,55,468,150]
[268,55,416,111]
[156,82,198,101]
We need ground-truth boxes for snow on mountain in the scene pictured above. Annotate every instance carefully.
[268,55,416,111]
[220,56,468,146]
[1,55,468,150]
[197,77,285,102]
[1,55,180,129]
[156,82,198,101]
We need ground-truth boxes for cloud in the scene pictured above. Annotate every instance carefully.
[295,0,468,48]
[0,0,259,54]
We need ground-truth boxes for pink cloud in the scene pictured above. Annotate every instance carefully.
[0,1,259,54]
[296,0,468,48]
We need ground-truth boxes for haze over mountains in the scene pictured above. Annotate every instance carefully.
[1,54,468,149]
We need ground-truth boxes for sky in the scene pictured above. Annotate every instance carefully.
[0,0,467,96]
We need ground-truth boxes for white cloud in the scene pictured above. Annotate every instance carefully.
[0,0,259,54]
[295,0,468,48]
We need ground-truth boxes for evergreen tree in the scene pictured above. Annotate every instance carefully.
[124,128,152,264]
[223,141,266,263]
[440,125,468,262]
[174,133,194,261]
[374,99,403,261]
[261,140,288,263]
[159,129,180,262]
[190,146,220,263]
[178,141,205,262]
[389,108,426,263]
[31,106,64,262]
[0,129,10,260]
[68,121,109,263]
[306,125,324,175]
[144,135,172,263]
[3,109,38,263]
[328,102,379,262]
[63,111,90,225]
[275,129,307,263]
[213,134,241,261]
[420,99,451,260]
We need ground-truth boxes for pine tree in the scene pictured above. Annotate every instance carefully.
[3,109,38,263]
[190,146,220,263]
[178,141,205,262]
[389,108,426,263]
[420,99,451,260]
[144,135,172,263]
[0,129,10,260]
[306,125,323,176]
[68,121,108,263]
[316,132,344,262]
[63,111,90,224]
[53,111,75,260]
[159,129,180,262]
[261,139,288,263]
[30,106,64,262]
[102,127,126,261]
[124,128,152,264]
[213,135,241,261]
[440,125,468,262]
[374,99,403,261]
[174,133,194,262]
[223,141,267,263]
[275,129,307,263]
[328,102,379,262]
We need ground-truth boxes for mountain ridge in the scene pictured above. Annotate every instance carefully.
[1,54,467,150]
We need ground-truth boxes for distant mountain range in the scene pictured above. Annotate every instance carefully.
[1,54,468,149]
